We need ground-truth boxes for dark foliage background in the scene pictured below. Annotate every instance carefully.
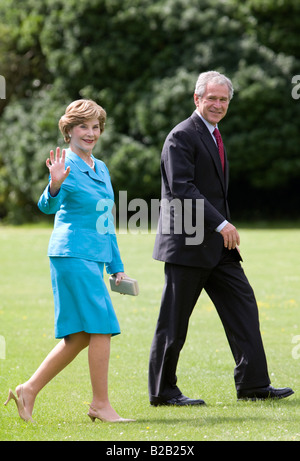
[0,0,299,223]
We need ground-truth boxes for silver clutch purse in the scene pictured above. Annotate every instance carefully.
[109,275,139,296]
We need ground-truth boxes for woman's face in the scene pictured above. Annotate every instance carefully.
[69,118,101,154]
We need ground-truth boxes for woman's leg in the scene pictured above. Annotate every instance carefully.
[88,333,121,420]
[19,331,90,417]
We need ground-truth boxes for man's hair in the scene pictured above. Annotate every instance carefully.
[195,71,234,100]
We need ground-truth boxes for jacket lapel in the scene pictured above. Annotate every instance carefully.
[67,150,106,183]
[191,112,227,192]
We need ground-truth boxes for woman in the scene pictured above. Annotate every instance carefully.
[4,99,135,423]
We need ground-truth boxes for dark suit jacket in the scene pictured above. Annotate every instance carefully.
[153,111,240,268]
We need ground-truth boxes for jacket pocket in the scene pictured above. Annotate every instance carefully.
[73,229,112,262]
[48,228,112,262]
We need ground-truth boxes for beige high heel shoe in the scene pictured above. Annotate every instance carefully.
[4,387,34,422]
[87,406,135,423]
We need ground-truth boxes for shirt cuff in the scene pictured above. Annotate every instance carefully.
[215,220,228,232]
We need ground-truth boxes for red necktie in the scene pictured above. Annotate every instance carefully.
[213,127,225,172]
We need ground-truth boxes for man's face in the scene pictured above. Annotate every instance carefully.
[194,82,230,126]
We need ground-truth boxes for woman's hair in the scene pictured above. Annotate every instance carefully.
[59,99,107,143]
[195,71,234,100]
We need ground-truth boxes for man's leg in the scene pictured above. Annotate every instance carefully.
[204,253,270,391]
[149,263,209,404]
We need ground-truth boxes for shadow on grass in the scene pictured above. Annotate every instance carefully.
[138,395,299,425]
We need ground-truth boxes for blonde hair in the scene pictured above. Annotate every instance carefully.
[59,99,107,143]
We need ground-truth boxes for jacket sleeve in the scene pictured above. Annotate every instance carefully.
[105,233,125,274]
[37,184,67,215]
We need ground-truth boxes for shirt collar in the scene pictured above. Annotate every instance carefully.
[66,148,95,172]
[194,110,218,136]
[65,148,106,182]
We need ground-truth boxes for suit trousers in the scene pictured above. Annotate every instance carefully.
[148,249,270,403]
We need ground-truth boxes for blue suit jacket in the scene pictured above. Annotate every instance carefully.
[38,149,124,274]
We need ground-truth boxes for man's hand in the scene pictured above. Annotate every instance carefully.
[220,223,240,250]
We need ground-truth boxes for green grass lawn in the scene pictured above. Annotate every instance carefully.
[0,224,299,441]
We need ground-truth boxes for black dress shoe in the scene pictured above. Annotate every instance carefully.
[237,385,294,401]
[151,394,206,406]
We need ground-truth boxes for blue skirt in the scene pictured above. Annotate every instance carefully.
[49,257,121,339]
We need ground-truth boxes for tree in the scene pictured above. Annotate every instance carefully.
[238,0,300,59]
[0,0,299,222]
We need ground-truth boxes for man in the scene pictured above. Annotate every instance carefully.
[149,71,294,406]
